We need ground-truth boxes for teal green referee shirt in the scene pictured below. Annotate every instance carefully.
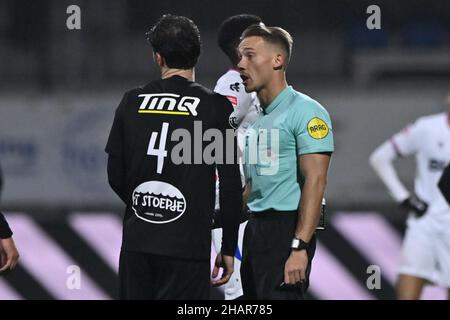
[243,86,334,212]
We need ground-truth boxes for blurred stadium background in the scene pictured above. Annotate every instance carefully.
[1,0,450,299]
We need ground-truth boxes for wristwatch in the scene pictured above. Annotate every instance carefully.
[291,238,309,251]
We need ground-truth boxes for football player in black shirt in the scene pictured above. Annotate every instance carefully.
[106,14,242,299]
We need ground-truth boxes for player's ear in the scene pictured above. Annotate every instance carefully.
[273,53,284,71]
[154,52,165,67]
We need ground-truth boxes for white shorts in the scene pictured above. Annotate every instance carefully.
[399,216,450,287]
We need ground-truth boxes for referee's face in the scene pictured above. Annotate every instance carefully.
[238,36,275,93]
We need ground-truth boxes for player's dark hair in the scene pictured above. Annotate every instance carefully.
[241,24,293,69]
[146,14,201,69]
[218,14,262,66]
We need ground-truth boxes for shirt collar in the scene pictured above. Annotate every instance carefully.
[263,86,293,115]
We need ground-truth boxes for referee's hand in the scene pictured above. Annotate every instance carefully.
[211,253,234,287]
[284,250,308,285]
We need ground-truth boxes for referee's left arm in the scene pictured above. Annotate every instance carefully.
[295,153,331,242]
[284,153,330,285]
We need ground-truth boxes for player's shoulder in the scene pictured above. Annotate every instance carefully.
[215,70,244,94]
[216,69,242,87]
[122,82,155,100]
[179,81,228,109]
[290,89,329,117]
[188,81,216,97]
[415,112,446,125]
[123,86,144,97]
[113,87,142,112]
[410,112,446,132]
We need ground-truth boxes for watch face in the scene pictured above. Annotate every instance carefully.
[291,239,300,249]
[291,238,307,250]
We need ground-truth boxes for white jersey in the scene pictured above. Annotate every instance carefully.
[215,69,260,166]
[370,112,450,286]
[212,69,260,299]
[214,69,261,206]
[391,113,450,220]
[215,69,260,136]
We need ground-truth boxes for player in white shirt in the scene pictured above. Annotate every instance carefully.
[369,93,450,299]
[211,14,262,300]
[439,164,450,205]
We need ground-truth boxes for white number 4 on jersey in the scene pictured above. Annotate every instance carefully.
[147,122,169,174]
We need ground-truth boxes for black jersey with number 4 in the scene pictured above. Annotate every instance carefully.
[106,75,242,260]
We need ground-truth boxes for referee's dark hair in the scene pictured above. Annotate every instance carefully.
[241,24,293,70]
[146,14,201,69]
[218,14,262,66]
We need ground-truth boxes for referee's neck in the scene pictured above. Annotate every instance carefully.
[258,78,288,108]
[161,68,195,81]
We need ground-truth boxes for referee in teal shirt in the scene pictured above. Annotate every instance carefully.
[237,24,334,299]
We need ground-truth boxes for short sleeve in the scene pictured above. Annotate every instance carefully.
[390,121,421,157]
[291,99,334,155]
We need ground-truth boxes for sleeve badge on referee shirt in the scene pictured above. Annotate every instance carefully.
[307,117,329,139]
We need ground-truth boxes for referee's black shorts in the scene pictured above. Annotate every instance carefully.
[241,210,317,300]
[119,250,211,300]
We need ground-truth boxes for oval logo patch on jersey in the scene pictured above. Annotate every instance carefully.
[307,117,329,139]
[132,181,186,224]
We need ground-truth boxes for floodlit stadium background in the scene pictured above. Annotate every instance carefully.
[1,0,450,299]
